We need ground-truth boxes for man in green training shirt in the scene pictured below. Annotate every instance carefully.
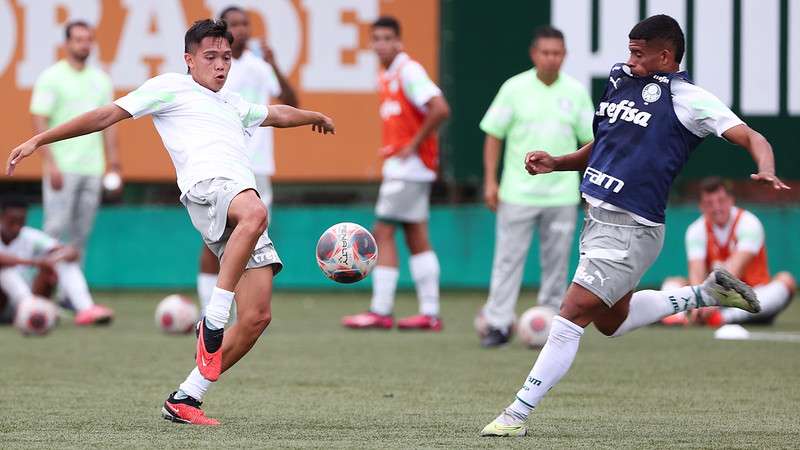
[479,26,594,347]
[30,21,120,260]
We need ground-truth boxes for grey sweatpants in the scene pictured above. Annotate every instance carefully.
[42,173,102,256]
[482,202,577,329]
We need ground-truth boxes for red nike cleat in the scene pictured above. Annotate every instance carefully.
[660,312,689,326]
[196,319,223,381]
[341,311,393,329]
[162,392,219,426]
[397,314,442,331]
[74,304,114,326]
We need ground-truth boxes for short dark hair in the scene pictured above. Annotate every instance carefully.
[531,25,564,47]
[629,14,685,64]
[219,5,245,22]
[65,20,90,40]
[372,16,401,37]
[0,199,28,212]
[700,177,732,195]
[184,19,234,54]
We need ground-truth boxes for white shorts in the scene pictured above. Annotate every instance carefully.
[375,179,431,224]
[182,178,282,273]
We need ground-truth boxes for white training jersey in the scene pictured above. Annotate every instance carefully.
[685,207,765,260]
[585,78,745,225]
[223,50,282,176]
[114,73,268,196]
[0,226,58,260]
[381,52,443,182]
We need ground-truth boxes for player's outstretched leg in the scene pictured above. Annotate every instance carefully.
[197,190,267,381]
[342,221,397,329]
[610,267,759,337]
[481,284,602,437]
[164,265,275,425]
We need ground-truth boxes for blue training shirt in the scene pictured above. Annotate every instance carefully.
[581,64,703,223]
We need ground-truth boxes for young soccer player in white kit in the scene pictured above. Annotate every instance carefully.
[7,19,334,426]
[480,15,789,437]
[196,6,300,315]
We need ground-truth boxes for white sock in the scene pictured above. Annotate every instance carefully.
[178,367,212,401]
[205,287,234,330]
[612,286,712,337]
[197,272,218,315]
[369,266,399,316]
[54,262,94,311]
[409,251,441,316]
[0,268,33,306]
[721,281,791,324]
[509,316,584,419]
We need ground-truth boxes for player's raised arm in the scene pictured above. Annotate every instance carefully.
[721,124,790,190]
[7,104,131,175]
[262,104,335,134]
[524,140,594,175]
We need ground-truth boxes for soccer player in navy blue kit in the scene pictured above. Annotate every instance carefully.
[481,15,790,437]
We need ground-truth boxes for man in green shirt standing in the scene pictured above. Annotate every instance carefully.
[479,26,594,347]
[30,21,119,260]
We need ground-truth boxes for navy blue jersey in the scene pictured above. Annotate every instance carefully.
[580,64,703,223]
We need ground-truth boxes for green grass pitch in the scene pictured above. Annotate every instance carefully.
[2,291,799,448]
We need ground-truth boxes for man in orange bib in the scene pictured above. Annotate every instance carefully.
[342,16,450,331]
[662,177,795,326]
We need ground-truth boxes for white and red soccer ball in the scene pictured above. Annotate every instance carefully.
[316,222,378,284]
[155,294,200,334]
[14,296,59,336]
[517,306,556,348]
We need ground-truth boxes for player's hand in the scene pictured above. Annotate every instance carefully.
[525,151,556,175]
[47,162,64,191]
[6,140,38,176]
[484,179,499,212]
[750,172,790,190]
[312,115,335,135]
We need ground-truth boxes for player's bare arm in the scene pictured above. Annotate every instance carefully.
[31,114,64,190]
[397,95,450,157]
[262,105,334,134]
[722,124,789,190]
[483,134,503,211]
[524,140,594,175]
[7,104,131,175]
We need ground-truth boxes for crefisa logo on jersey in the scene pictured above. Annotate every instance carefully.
[596,100,652,127]
[642,83,662,103]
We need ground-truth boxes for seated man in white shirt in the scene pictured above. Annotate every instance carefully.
[661,177,795,326]
[0,199,113,325]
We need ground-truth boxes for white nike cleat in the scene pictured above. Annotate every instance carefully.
[701,268,760,313]
[480,410,528,437]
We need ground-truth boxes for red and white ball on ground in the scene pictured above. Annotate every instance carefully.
[517,306,557,348]
[316,222,378,284]
[14,296,59,336]
[155,294,200,334]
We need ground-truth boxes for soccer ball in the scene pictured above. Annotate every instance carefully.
[14,297,59,336]
[316,222,378,283]
[517,306,557,348]
[155,294,199,334]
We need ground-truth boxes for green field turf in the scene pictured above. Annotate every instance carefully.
[2,291,799,449]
